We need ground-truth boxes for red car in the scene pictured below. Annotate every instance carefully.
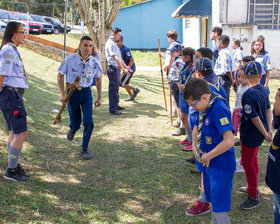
[10,11,42,34]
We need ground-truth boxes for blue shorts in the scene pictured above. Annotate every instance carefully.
[169,81,179,107]
[203,166,234,213]
[189,109,199,130]
[179,91,189,114]
[0,90,27,134]
[195,158,203,172]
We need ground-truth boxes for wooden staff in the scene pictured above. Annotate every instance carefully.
[157,38,167,111]
[52,76,80,125]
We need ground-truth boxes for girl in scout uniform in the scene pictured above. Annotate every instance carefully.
[0,22,30,181]
[251,36,271,91]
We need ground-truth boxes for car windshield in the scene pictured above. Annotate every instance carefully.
[14,13,32,21]
[52,18,62,25]
[0,11,17,20]
[31,15,45,23]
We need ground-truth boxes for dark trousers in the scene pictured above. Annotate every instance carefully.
[218,75,231,107]
[68,87,94,152]
[107,66,121,113]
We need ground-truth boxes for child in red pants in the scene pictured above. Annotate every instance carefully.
[238,61,272,210]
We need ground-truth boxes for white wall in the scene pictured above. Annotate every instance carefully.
[227,0,248,23]
[212,0,221,26]
[183,17,200,49]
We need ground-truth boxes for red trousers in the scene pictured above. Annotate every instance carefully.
[241,144,259,198]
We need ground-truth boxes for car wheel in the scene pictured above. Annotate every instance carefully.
[54,28,60,34]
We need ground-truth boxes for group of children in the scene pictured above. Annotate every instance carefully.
[161,28,279,223]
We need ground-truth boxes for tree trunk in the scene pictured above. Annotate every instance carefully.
[75,0,123,73]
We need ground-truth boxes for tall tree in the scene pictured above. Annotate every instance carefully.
[74,0,123,68]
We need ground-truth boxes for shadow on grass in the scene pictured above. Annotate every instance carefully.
[0,69,275,223]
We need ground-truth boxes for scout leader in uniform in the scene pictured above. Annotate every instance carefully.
[0,22,30,181]
[57,36,103,160]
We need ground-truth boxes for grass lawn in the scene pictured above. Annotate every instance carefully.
[39,33,160,66]
[0,46,278,223]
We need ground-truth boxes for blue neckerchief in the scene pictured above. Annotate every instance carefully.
[196,92,223,159]
[7,41,21,60]
[203,72,220,91]
[77,52,91,84]
[179,61,194,84]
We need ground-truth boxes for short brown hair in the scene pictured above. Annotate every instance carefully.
[166,30,178,40]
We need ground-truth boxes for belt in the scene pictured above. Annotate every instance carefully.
[3,86,25,94]
[109,65,120,69]
[76,87,89,91]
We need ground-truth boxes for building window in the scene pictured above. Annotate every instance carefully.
[249,0,280,29]
[185,18,190,29]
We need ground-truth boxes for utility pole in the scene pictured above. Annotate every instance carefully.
[63,0,68,59]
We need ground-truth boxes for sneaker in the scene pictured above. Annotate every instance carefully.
[117,106,125,110]
[131,88,140,100]
[240,196,260,210]
[237,186,260,196]
[186,201,211,216]
[237,186,248,194]
[124,96,133,101]
[186,156,195,164]
[81,151,92,160]
[67,129,76,141]
[110,110,122,115]
[178,139,191,146]
[172,128,186,136]
[4,168,28,181]
[182,142,192,152]
[17,164,30,178]
[173,120,180,128]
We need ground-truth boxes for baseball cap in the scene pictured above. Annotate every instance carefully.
[244,61,262,75]
[195,57,213,73]
[169,42,182,52]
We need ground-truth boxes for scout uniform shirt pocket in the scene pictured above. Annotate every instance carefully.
[14,58,24,76]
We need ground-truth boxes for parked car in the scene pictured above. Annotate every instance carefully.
[10,11,42,34]
[0,9,28,30]
[0,19,7,31]
[43,16,71,34]
[30,14,54,34]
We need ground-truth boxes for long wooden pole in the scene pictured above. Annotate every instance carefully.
[157,38,167,111]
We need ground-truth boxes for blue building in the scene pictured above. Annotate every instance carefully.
[113,0,183,49]
[113,0,212,50]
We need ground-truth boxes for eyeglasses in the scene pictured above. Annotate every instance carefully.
[191,97,201,108]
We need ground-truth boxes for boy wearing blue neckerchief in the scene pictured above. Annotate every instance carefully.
[184,78,236,224]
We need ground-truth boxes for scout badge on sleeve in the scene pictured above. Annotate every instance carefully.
[52,76,80,125]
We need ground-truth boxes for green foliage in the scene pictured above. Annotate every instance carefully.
[121,0,146,7]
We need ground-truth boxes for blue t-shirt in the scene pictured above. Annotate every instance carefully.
[265,115,280,193]
[240,84,271,147]
[120,44,136,72]
[212,42,219,66]
[200,97,236,171]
